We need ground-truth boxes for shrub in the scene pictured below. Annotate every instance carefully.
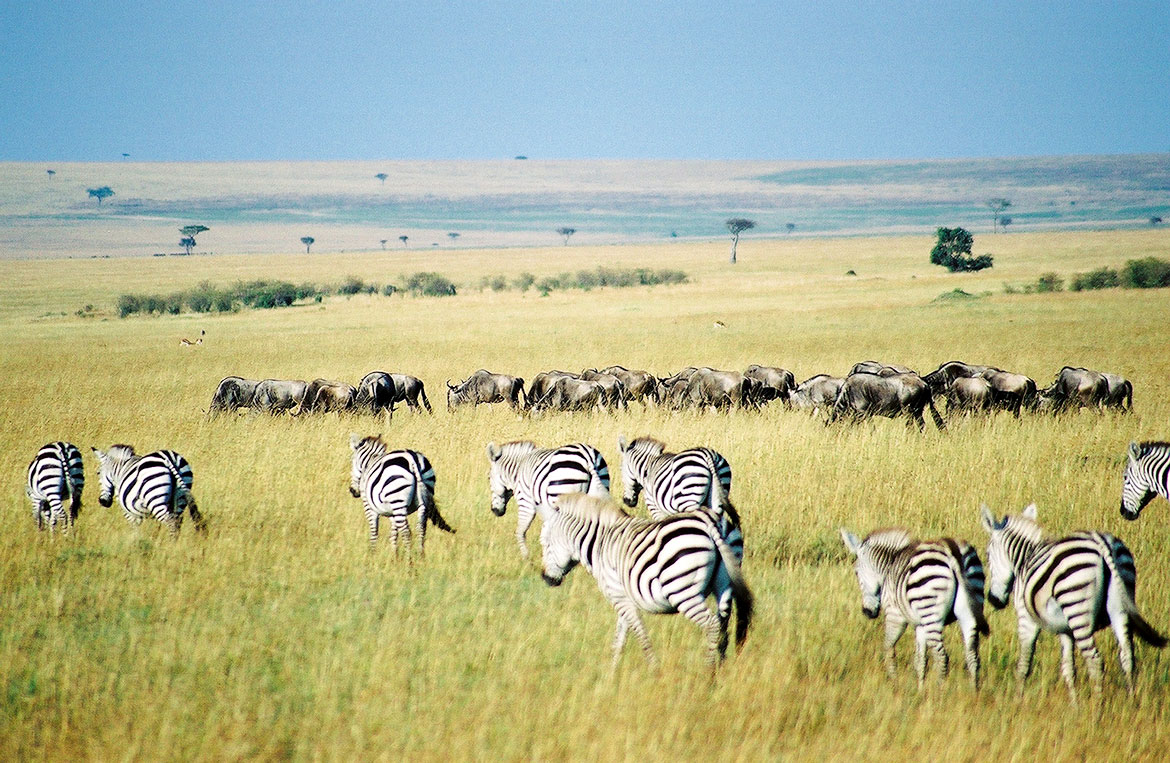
[489,275,508,292]
[929,227,994,272]
[1122,257,1170,289]
[513,272,536,292]
[404,272,457,297]
[1035,273,1063,293]
[1070,267,1120,291]
[381,284,398,297]
[117,294,141,317]
[338,276,365,295]
[535,277,558,296]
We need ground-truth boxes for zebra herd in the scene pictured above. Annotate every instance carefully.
[22,431,1170,688]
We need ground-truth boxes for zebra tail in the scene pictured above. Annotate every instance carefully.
[1131,611,1168,648]
[711,526,753,651]
[1100,538,1164,646]
[426,489,456,534]
[159,457,202,532]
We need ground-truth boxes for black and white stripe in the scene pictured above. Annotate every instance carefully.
[26,441,85,531]
[93,444,204,534]
[1121,441,1170,520]
[349,434,454,552]
[841,527,990,688]
[981,502,1166,698]
[539,493,753,670]
[486,440,610,558]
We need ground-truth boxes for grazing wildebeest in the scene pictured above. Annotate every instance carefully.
[659,367,701,390]
[252,379,308,415]
[447,370,526,410]
[674,369,752,411]
[208,376,260,417]
[850,361,916,377]
[744,365,796,406]
[978,369,1038,415]
[922,361,996,395]
[579,369,631,409]
[1103,373,1133,412]
[527,371,580,406]
[532,376,607,412]
[599,366,660,405]
[300,378,357,414]
[356,371,433,415]
[828,372,946,431]
[946,376,993,415]
[787,374,844,415]
[1039,367,1109,412]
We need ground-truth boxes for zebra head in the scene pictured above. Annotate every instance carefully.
[91,444,133,508]
[980,502,1039,609]
[840,529,883,619]
[1121,442,1159,520]
[486,442,514,516]
[617,435,662,508]
[349,433,385,498]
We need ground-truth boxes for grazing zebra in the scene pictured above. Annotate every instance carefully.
[486,440,610,558]
[1121,441,1170,520]
[26,441,85,531]
[92,445,205,535]
[539,493,753,670]
[980,503,1166,699]
[349,434,454,552]
[840,527,989,688]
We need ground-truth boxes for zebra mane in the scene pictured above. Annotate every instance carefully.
[500,440,537,458]
[106,444,137,460]
[863,527,914,553]
[1005,515,1046,545]
[358,435,387,456]
[1139,441,1170,451]
[630,436,665,455]
[555,493,631,527]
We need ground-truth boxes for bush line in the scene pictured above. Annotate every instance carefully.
[1003,257,1170,295]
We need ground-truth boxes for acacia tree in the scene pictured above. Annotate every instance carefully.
[301,236,315,253]
[179,224,210,255]
[785,222,795,234]
[930,227,993,272]
[87,186,114,205]
[556,227,576,246]
[380,239,388,250]
[726,218,755,264]
[375,173,388,185]
[987,197,1011,232]
[447,232,460,245]
[399,235,409,248]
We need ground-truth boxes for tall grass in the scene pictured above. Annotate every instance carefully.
[1,231,1169,759]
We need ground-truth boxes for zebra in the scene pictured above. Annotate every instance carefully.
[486,440,610,558]
[349,434,454,552]
[980,502,1167,699]
[840,527,990,688]
[1121,441,1170,520]
[539,493,753,670]
[92,444,205,535]
[26,441,85,531]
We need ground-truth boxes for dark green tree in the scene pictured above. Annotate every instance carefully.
[301,236,315,253]
[87,186,115,205]
[726,218,755,264]
[179,225,210,255]
[930,227,993,272]
[556,227,576,245]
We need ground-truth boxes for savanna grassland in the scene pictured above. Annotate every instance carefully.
[1,229,1169,760]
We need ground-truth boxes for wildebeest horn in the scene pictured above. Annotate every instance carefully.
[446,378,455,390]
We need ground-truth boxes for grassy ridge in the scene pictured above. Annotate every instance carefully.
[1,230,1169,759]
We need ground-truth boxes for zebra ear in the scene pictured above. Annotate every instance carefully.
[486,442,501,461]
[1022,502,1038,520]
[349,433,361,450]
[980,504,998,533]
[617,435,628,452]
[91,447,104,463]
[840,528,861,556]
[1128,441,1141,464]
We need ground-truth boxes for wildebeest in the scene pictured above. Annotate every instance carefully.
[945,376,993,415]
[447,370,526,410]
[922,361,996,395]
[599,366,660,405]
[356,371,433,416]
[252,379,308,415]
[787,374,844,415]
[527,371,580,406]
[1103,372,1134,412]
[531,376,607,412]
[828,372,946,431]
[579,369,630,409]
[300,378,357,414]
[850,361,916,377]
[670,368,753,410]
[1039,366,1109,412]
[208,376,260,416]
[744,365,795,406]
[978,369,1038,415]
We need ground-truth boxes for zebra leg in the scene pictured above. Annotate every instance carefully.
[417,509,428,557]
[678,597,725,668]
[1108,597,1136,693]
[928,630,949,684]
[611,617,629,673]
[913,627,932,689]
[515,503,537,559]
[365,509,379,549]
[391,514,411,554]
[1015,615,1040,691]
[1059,633,1078,703]
[960,618,982,689]
[613,601,655,668]
[1075,630,1104,699]
[883,614,907,678]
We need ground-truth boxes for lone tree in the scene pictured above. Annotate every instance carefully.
[46,169,56,178]
[380,239,388,250]
[375,172,388,185]
[785,222,795,234]
[987,197,1012,233]
[447,232,460,245]
[399,235,409,248]
[930,227,993,272]
[179,224,210,255]
[726,217,756,264]
[87,186,114,206]
[556,227,576,246]
[301,236,315,253]
[1151,216,1163,226]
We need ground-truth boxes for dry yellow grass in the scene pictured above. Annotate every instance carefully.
[1,229,1169,760]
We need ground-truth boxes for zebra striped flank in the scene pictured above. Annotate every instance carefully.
[841,526,989,689]
[981,502,1166,700]
[26,441,85,532]
[487,440,610,558]
[349,434,453,553]
[1121,441,1170,520]
[539,492,752,671]
[93,444,204,535]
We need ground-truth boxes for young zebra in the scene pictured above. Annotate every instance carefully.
[1121,441,1170,520]
[486,440,610,558]
[981,502,1167,699]
[26,441,85,531]
[349,434,454,552]
[840,527,990,688]
[539,493,753,670]
[92,444,205,535]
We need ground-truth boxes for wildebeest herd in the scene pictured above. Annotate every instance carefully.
[22,357,1167,694]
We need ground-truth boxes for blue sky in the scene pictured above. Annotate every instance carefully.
[2,1,1167,161]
